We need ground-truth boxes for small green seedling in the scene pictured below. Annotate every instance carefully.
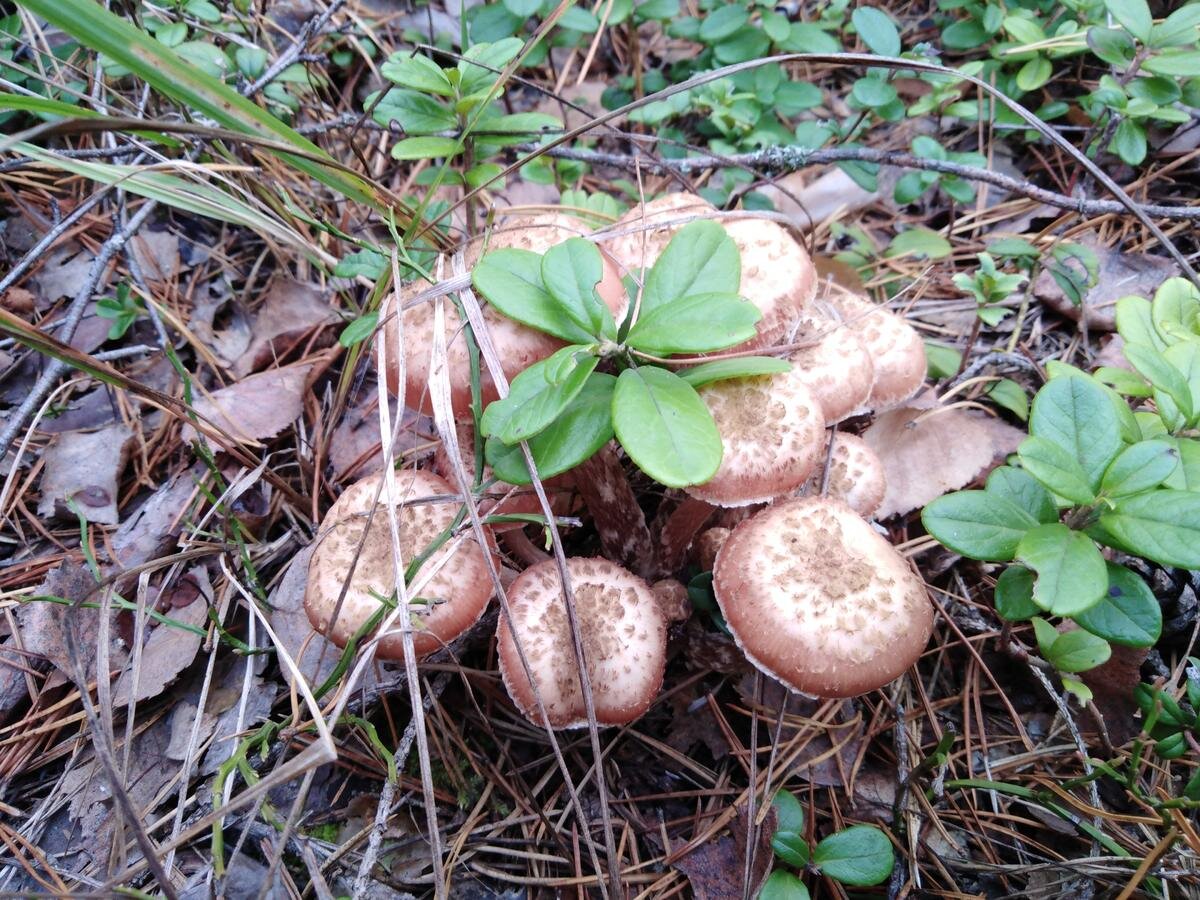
[96,282,145,340]
[953,252,1027,326]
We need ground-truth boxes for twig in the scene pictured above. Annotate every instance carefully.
[946,351,1041,391]
[245,0,348,98]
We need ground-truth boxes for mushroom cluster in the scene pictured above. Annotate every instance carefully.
[307,197,935,727]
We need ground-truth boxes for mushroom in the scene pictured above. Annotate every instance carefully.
[713,497,932,697]
[305,469,493,659]
[606,192,717,275]
[824,288,927,411]
[497,557,667,728]
[379,213,627,419]
[820,433,886,518]
[788,311,875,424]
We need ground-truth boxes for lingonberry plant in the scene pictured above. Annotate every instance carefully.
[470,221,789,488]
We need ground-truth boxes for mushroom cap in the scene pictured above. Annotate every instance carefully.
[722,218,816,351]
[497,557,667,728]
[713,497,932,698]
[686,368,826,507]
[606,192,717,275]
[789,311,875,424]
[305,469,493,658]
[379,213,626,418]
[822,433,887,518]
[824,289,926,411]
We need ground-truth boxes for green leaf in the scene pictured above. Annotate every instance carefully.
[987,378,1029,421]
[1088,26,1137,66]
[921,491,1039,561]
[1095,365,1151,398]
[1116,295,1166,350]
[612,367,722,487]
[541,238,616,339]
[1110,119,1148,166]
[1016,56,1053,92]
[1163,437,1200,491]
[1016,523,1108,616]
[813,825,894,886]
[1150,5,1200,48]
[986,466,1058,523]
[380,51,454,95]
[1124,342,1194,423]
[1045,628,1112,673]
[994,565,1040,622]
[925,341,962,379]
[472,249,592,343]
[770,791,810,867]
[1151,277,1200,342]
[1031,616,1060,658]
[480,347,598,445]
[174,41,231,79]
[1017,436,1096,505]
[772,789,805,832]
[1073,563,1161,648]
[371,89,456,134]
[852,6,901,56]
[759,871,810,900]
[1029,375,1123,490]
[697,4,748,42]
[627,293,760,355]
[338,312,378,347]
[457,37,524,94]
[886,228,952,260]
[641,221,740,314]
[1143,50,1200,77]
[1005,15,1047,44]
[486,374,616,484]
[851,76,898,108]
[1100,440,1179,497]
[1105,0,1152,42]
[390,136,461,160]
[676,357,791,388]
[1098,490,1200,568]
[333,249,387,280]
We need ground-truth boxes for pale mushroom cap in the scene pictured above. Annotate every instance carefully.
[305,469,493,658]
[379,213,626,418]
[824,290,926,411]
[606,192,717,274]
[713,497,932,698]
[695,526,730,573]
[823,433,887,518]
[497,557,667,729]
[789,312,875,424]
[722,218,816,351]
[687,368,826,507]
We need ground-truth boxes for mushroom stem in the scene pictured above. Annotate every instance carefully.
[652,495,716,578]
[573,444,654,578]
[501,525,551,567]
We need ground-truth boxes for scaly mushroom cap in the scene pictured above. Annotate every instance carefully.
[606,192,717,275]
[824,289,926,411]
[713,497,932,697]
[305,469,493,659]
[823,433,887,518]
[722,218,816,351]
[379,213,626,418]
[497,557,667,728]
[789,311,875,424]
[686,368,825,507]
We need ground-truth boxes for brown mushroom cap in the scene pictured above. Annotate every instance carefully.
[722,218,816,351]
[713,497,932,697]
[606,192,717,275]
[305,469,493,659]
[379,213,626,418]
[497,557,667,728]
[824,289,927,411]
[822,433,887,518]
[789,311,875,424]
[686,368,825,507]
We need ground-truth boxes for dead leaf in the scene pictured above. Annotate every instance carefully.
[190,289,252,366]
[30,244,93,306]
[1081,643,1148,747]
[200,670,277,775]
[181,362,314,448]
[863,398,1025,518]
[38,424,134,525]
[233,279,337,377]
[756,167,878,230]
[112,568,210,706]
[129,229,180,282]
[1,286,35,314]
[326,387,434,480]
[111,463,200,573]
[1034,233,1178,331]
[674,803,776,900]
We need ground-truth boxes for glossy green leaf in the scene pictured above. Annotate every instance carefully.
[1165,340,1200,423]
[1045,628,1112,673]
[1032,617,1060,658]
[370,89,456,134]
[988,378,1029,421]
[1029,375,1122,489]
[1100,440,1179,497]
[697,4,747,42]
[1124,342,1193,423]
[338,312,378,347]
[772,789,805,833]
[391,136,461,160]
[627,292,760,355]
[922,491,1039,561]
[613,367,722,487]
[1073,563,1161,648]
[759,871,810,900]
[641,221,740,314]
[995,565,1040,622]
[1150,5,1200,48]
[1110,118,1148,165]
[1017,435,1097,505]
[486,374,616,484]
[480,347,597,445]
[541,238,616,339]
[851,76,898,108]
[1163,437,1200,491]
[1143,50,1200,77]
[986,466,1058,523]
[677,357,791,388]
[472,249,592,343]
[1151,277,1200,342]
[1098,490,1200,568]
[852,6,901,56]
[1105,0,1152,42]
[1016,523,1108,616]
[380,51,455,95]
[457,37,523,95]
[813,825,894,886]
[1116,295,1167,350]
[1089,25,1137,66]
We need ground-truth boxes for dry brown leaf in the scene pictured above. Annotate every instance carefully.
[1081,643,1148,747]
[181,362,314,448]
[129,229,180,282]
[674,803,776,900]
[37,423,134,525]
[233,279,338,377]
[190,289,252,365]
[756,167,878,230]
[30,244,93,305]
[863,400,1025,518]
[111,462,200,574]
